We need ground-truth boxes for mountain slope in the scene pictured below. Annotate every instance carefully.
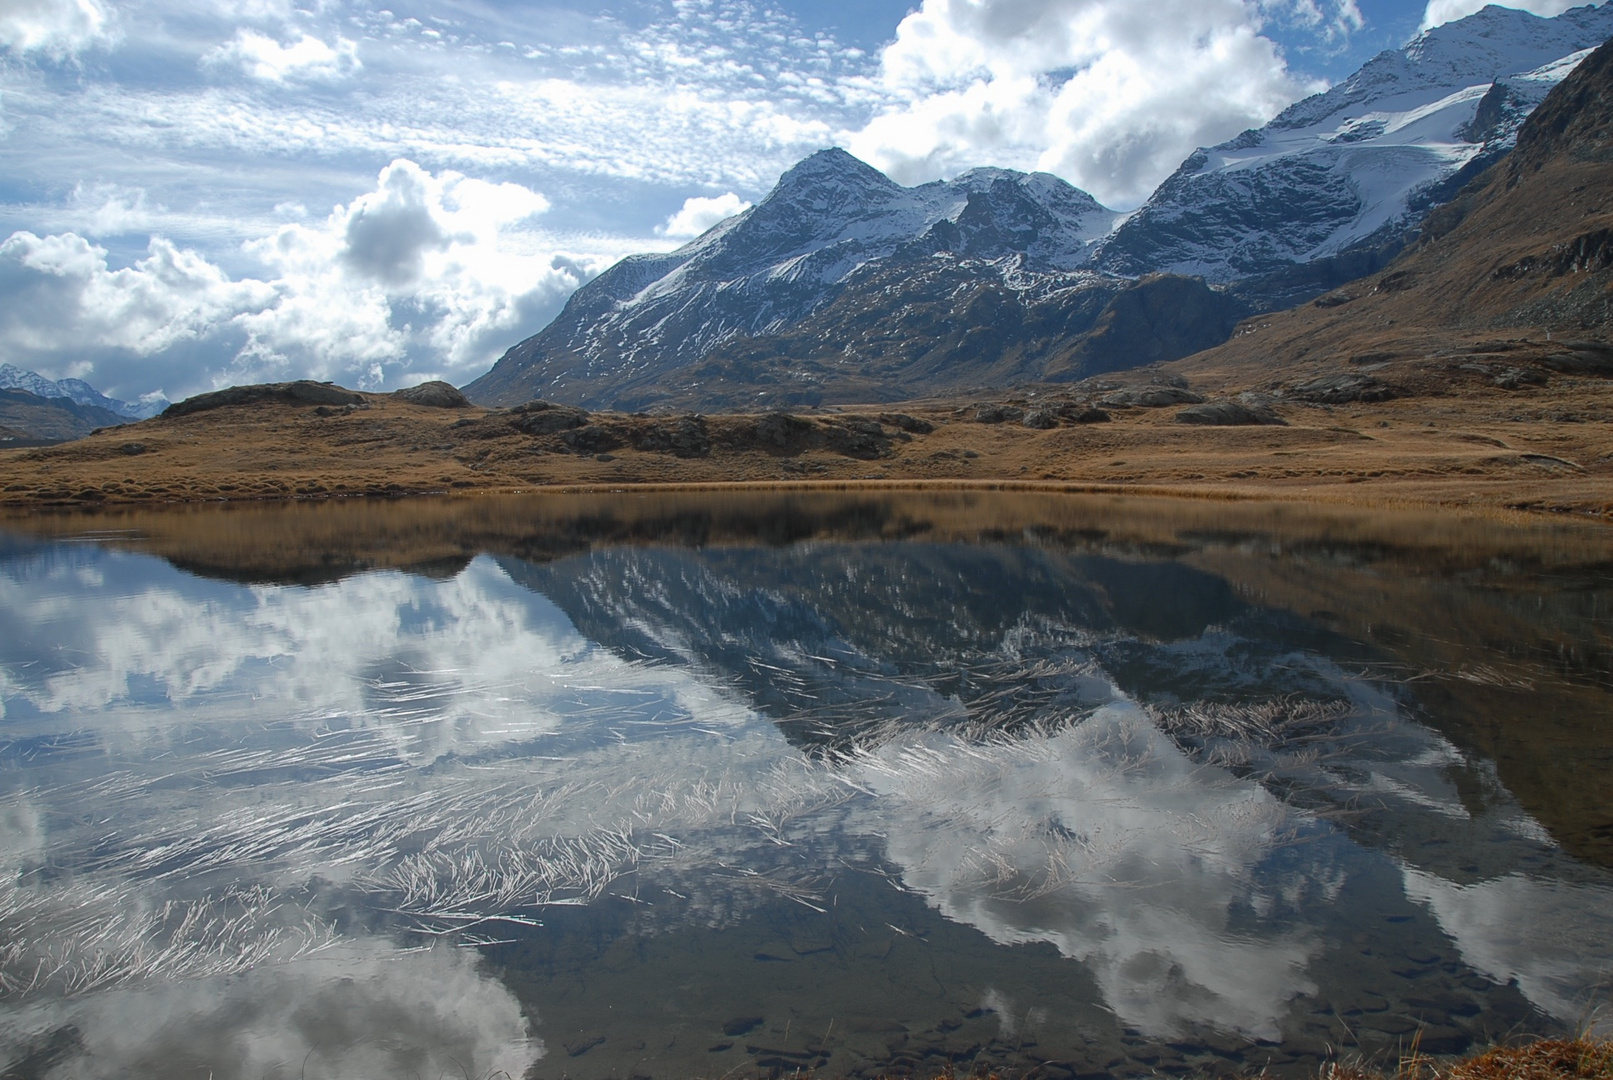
[0,388,128,444]
[1173,30,1613,403]
[464,151,1134,409]
[1097,4,1613,306]
[0,364,168,421]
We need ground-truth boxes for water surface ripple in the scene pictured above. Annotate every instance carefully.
[0,493,1610,1079]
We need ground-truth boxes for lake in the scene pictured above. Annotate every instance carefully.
[1,491,1611,1080]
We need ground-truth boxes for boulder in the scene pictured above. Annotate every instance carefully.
[394,381,470,407]
[1175,399,1286,426]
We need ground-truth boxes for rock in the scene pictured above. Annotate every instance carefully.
[560,424,624,453]
[821,416,890,458]
[563,1034,605,1057]
[754,411,813,447]
[1286,373,1397,404]
[1544,345,1613,375]
[633,415,711,457]
[117,442,147,455]
[1099,386,1203,408]
[878,412,934,434]
[1022,409,1059,429]
[723,1016,764,1037]
[510,401,591,435]
[164,381,366,417]
[1494,367,1547,388]
[394,380,471,407]
[1176,399,1286,426]
[973,404,1025,423]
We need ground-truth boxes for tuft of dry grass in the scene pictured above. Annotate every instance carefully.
[1319,1039,1613,1080]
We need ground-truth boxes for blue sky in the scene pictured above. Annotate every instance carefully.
[0,0,1596,403]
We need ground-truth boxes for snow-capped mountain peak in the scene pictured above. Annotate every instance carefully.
[1095,2,1613,293]
[0,364,168,420]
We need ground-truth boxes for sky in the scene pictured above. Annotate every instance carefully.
[0,0,1598,403]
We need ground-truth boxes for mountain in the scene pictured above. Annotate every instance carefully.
[0,364,168,421]
[1096,4,1613,308]
[1173,30,1613,410]
[467,5,1613,412]
[464,150,1181,410]
[0,387,128,445]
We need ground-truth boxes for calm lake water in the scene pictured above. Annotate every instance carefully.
[1,491,1611,1080]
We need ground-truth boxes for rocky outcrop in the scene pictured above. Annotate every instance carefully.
[165,381,367,417]
[394,381,470,408]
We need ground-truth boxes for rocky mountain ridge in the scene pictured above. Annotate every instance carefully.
[1096,3,1613,302]
[0,363,168,421]
[468,5,1613,413]
[465,151,1130,409]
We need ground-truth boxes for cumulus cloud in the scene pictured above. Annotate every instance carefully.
[0,160,596,399]
[656,192,752,238]
[2,943,540,1080]
[204,28,361,82]
[1421,0,1597,30]
[857,705,1323,1039]
[847,0,1327,207]
[0,0,113,59]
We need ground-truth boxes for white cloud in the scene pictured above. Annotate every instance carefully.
[6,943,541,1080]
[856,705,1322,1040]
[204,28,361,82]
[0,160,600,398]
[1421,0,1594,30]
[0,0,113,59]
[847,0,1326,208]
[656,191,751,238]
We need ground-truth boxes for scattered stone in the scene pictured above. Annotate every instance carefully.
[394,380,471,407]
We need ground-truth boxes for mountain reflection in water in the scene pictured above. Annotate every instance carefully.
[1,492,1611,1080]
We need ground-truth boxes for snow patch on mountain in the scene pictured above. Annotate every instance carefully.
[0,364,168,420]
[465,149,1122,406]
[1096,3,1613,282]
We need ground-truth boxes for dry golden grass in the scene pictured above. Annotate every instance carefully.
[2,369,1611,523]
[1319,1038,1613,1080]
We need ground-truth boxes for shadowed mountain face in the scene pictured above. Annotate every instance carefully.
[464,150,1145,410]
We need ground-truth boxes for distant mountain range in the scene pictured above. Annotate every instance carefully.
[0,364,168,421]
[468,4,1613,412]
[0,364,167,444]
